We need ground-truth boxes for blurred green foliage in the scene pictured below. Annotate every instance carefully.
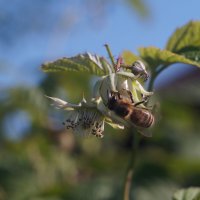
[1,60,200,200]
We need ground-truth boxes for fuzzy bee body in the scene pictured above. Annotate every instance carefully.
[130,107,154,128]
[107,92,154,128]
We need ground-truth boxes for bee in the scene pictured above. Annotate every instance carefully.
[107,91,154,128]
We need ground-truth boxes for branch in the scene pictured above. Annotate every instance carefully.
[124,169,134,200]
[123,131,140,200]
[104,44,116,68]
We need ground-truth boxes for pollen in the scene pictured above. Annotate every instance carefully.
[63,109,104,138]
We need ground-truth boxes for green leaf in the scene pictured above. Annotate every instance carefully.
[128,0,150,18]
[173,187,200,200]
[176,46,200,63]
[122,50,140,65]
[41,53,113,76]
[166,21,200,53]
[139,47,200,70]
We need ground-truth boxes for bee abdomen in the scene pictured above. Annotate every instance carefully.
[130,109,154,128]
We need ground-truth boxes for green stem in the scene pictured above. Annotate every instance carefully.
[104,44,116,67]
[123,63,162,199]
[123,131,140,200]
[148,64,169,91]
[156,64,168,75]
[148,73,156,91]
[124,169,134,200]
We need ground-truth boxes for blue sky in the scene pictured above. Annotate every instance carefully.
[1,0,200,88]
[53,0,200,56]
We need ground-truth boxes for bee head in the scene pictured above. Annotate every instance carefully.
[107,91,118,110]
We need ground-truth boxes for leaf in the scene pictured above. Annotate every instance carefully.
[41,53,113,76]
[176,46,200,63]
[173,187,200,200]
[128,0,150,18]
[122,50,141,65]
[166,21,200,53]
[139,47,200,70]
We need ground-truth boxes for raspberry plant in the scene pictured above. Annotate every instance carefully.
[41,21,200,200]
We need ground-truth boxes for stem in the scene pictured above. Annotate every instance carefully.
[124,169,134,200]
[147,74,156,91]
[156,64,167,75]
[148,64,168,91]
[123,64,160,199]
[123,131,139,200]
[104,44,116,67]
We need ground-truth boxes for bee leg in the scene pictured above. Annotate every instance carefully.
[109,90,121,99]
[117,91,121,99]
[142,95,152,107]
[134,100,153,110]
[113,91,121,99]
[125,89,134,103]
[142,94,150,101]
[134,100,146,107]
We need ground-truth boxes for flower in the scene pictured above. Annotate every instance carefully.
[93,70,153,107]
[63,108,105,138]
[45,60,154,138]
[46,96,106,138]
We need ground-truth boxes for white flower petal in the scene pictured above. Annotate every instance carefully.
[92,78,103,98]
[105,119,124,130]
[116,71,139,79]
[98,73,140,105]
[45,96,81,110]
[132,81,153,96]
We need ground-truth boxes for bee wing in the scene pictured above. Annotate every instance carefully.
[151,102,161,122]
[137,128,153,137]
[128,118,154,137]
